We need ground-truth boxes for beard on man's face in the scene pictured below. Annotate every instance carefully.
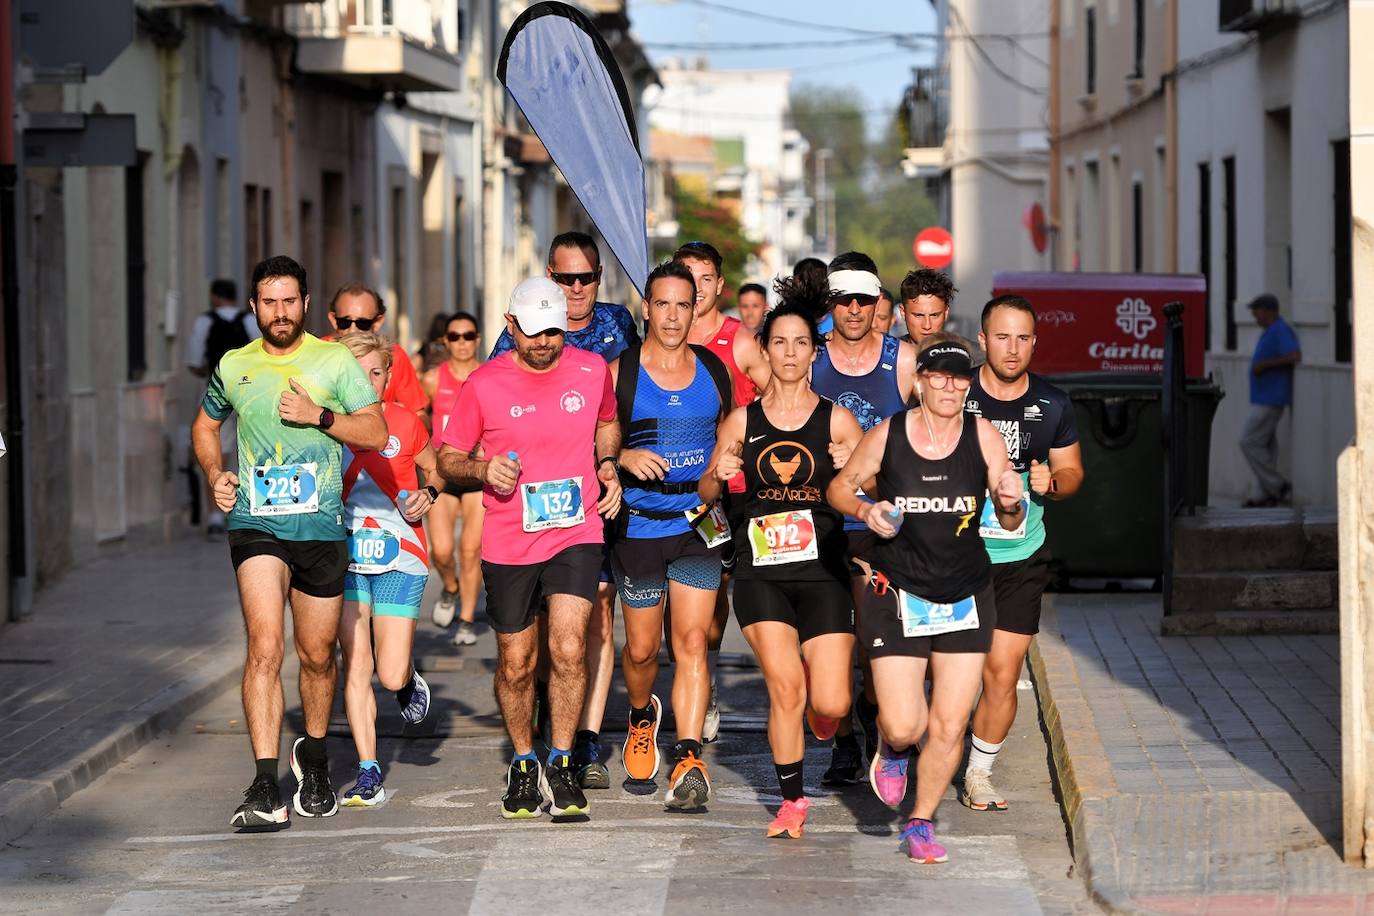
[518,338,562,369]
[260,316,304,348]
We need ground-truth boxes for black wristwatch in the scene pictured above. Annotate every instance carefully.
[317,408,335,430]
[597,455,618,472]
[424,484,439,500]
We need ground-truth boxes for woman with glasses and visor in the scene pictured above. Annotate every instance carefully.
[422,311,486,645]
[827,333,1025,866]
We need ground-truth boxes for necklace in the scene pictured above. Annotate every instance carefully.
[835,337,873,370]
[919,407,961,456]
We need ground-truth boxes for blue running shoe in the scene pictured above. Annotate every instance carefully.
[341,765,386,808]
[397,669,431,725]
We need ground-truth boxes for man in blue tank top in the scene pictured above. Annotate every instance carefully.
[611,261,732,812]
[809,251,917,786]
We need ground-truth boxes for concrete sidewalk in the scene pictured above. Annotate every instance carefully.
[0,534,245,843]
[1031,593,1372,913]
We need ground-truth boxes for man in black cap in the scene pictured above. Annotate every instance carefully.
[1240,293,1301,507]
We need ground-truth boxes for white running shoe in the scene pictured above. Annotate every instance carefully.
[431,590,458,628]
[959,767,1007,811]
[702,680,720,744]
[452,620,477,646]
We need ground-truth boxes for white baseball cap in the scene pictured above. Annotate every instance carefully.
[507,277,568,335]
[828,269,882,299]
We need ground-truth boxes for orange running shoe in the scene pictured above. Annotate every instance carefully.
[766,797,810,839]
[803,659,840,741]
[664,750,711,810]
[622,695,662,781]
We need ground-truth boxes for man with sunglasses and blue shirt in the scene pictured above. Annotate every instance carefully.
[489,231,640,792]
[326,284,429,416]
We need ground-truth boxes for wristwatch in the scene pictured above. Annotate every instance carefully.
[317,408,335,430]
[424,484,439,500]
[597,455,619,472]
[1048,476,1059,495]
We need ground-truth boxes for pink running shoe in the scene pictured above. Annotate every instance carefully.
[899,817,948,864]
[868,739,909,807]
[766,797,810,839]
[802,659,840,741]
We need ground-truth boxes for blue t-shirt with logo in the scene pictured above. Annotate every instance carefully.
[1250,317,1300,407]
[490,301,639,364]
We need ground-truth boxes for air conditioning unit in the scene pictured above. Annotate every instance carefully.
[1219,0,1299,33]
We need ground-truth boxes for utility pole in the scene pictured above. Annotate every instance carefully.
[815,147,832,255]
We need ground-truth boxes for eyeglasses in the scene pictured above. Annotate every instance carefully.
[335,316,376,331]
[923,372,971,390]
[550,269,601,288]
[829,294,879,308]
[446,330,478,342]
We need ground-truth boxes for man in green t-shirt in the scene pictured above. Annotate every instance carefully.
[193,255,386,830]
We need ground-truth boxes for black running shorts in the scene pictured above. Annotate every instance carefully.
[990,544,1052,636]
[228,529,348,599]
[482,543,602,634]
[846,529,880,577]
[858,575,997,658]
[442,480,483,497]
[732,575,854,644]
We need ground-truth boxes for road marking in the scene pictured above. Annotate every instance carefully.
[107,884,303,914]
[410,788,484,808]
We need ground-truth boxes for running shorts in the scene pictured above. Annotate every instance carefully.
[858,575,996,658]
[990,544,1052,636]
[612,531,722,610]
[846,529,880,577]
[732,575,854,644]
[344,569,428,619]
[481,543,601,634]
[228,529,348,598]
[442,480,483,497]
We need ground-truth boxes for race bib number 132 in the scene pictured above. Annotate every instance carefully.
[521,477,585,532]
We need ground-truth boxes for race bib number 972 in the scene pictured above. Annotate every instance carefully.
[250,462,320,516]
[748,509,819,567]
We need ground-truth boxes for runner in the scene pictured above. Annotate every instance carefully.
[699,304,862,838]
[899,268,956,348]
[613,261,734,810]
[809,252,916,786]
[873,285,896,337]
[192,255,387,829]
[421,311,484,646]
[326,283,429,416]
[413,311,454,374]
[437,277,622,820]
[490,231,638,791]
[676,240,771,743]
[736,282,769,337]
[962,295,1083,811]
[827,333,1025,864]
[335,333,439,807]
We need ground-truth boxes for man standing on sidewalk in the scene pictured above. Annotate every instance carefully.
[192,256,388,830]
[1240,293,1301,507]
[962,295,1083,812]
[438,277,622,820]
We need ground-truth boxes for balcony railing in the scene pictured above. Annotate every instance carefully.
[286,0,463,93]
[1219,0,1299,33]
[289,0,450,55]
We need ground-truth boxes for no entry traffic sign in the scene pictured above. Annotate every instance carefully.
[914,227,954,269]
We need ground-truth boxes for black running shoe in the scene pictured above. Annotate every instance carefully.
[573,734,611,790]
[821,743,866,787]
[290,737,338,818]
[664,745,711,811]
[229,773,289,829]
[541,754,590,817]
[502,758,543,819]
[855,694,880,767]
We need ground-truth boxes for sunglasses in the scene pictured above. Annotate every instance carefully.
[550,269,601,287]
[335,316,376,331]
[446,330,478,342]
[829,294,879,307]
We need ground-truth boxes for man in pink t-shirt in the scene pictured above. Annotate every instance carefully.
[437,277,622,821]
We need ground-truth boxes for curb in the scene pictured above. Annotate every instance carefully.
[1028,598,1140,915]
[0,651,241,846]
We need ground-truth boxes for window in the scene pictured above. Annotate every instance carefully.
[244,183,260,281]
[1223,156,1237,351]
[261,187,273,259]
[1335,138,1352,363]
[1083,159,1101,270]
[1133,0,1145,78]
[1199,162,1212,350]
[1085,7,1097,95]
[1132,179,1143,272]
[125,155,149,382]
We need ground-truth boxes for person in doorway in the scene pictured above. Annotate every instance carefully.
[1240,293,1301,507]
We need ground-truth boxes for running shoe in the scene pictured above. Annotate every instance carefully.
[540,753,590,817]
[855,693,879,767]
[766,797,810,839]
[290,737,338,818]
[960,767,1007,811]
[702,680,721,744]
[820,743,865,787]
[802,660,840,741]
[396,669,431,725]
[340,765,386,808]
[899,817,948,864]
[501,758,543,819]
[664,747,711,811]
[869,739,910,808]
[229,773,288,829]
[573,734,611,790]
[431,589,458,627]
[622,695,662,781]
[452,620,478,646]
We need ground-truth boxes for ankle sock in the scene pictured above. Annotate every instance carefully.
[513,750,539,764]
[677,738,703,759]
[968,734,1003,773]
[359,759,380,774]
[775,760,804,801]
[576,729,599,747]
[630,702,655,725]
[834,732,859,750]
[255,757,278,780]
[546,747,571,766]
[298,735,327,765]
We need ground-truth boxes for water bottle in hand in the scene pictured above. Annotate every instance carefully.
[493,451,519,497]
[884,505,903,534]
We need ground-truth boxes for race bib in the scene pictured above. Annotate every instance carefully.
[521,477,585,532]
[897,589,979,638]
[978,491,1030,540]
[685,502,731,548]
[348,525,400,574]
[250,462,320,516]
[748,509,819,566]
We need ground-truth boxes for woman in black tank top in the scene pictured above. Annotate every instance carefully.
[826,334,1025,865]
[699,306,863,840]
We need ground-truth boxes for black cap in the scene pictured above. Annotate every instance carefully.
[917,342,975,377]
[1247,293,1279,313]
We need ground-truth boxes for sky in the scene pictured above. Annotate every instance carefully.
[625,0,939,138]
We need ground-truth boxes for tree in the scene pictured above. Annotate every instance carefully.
[673,184,759,299]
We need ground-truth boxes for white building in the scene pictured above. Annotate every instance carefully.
[1174,0,1351,507]
[648,63,811,279]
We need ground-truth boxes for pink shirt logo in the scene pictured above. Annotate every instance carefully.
[561,390,586,413]
[510,404,536,418]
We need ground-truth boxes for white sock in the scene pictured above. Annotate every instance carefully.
[968,735,1003,773]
